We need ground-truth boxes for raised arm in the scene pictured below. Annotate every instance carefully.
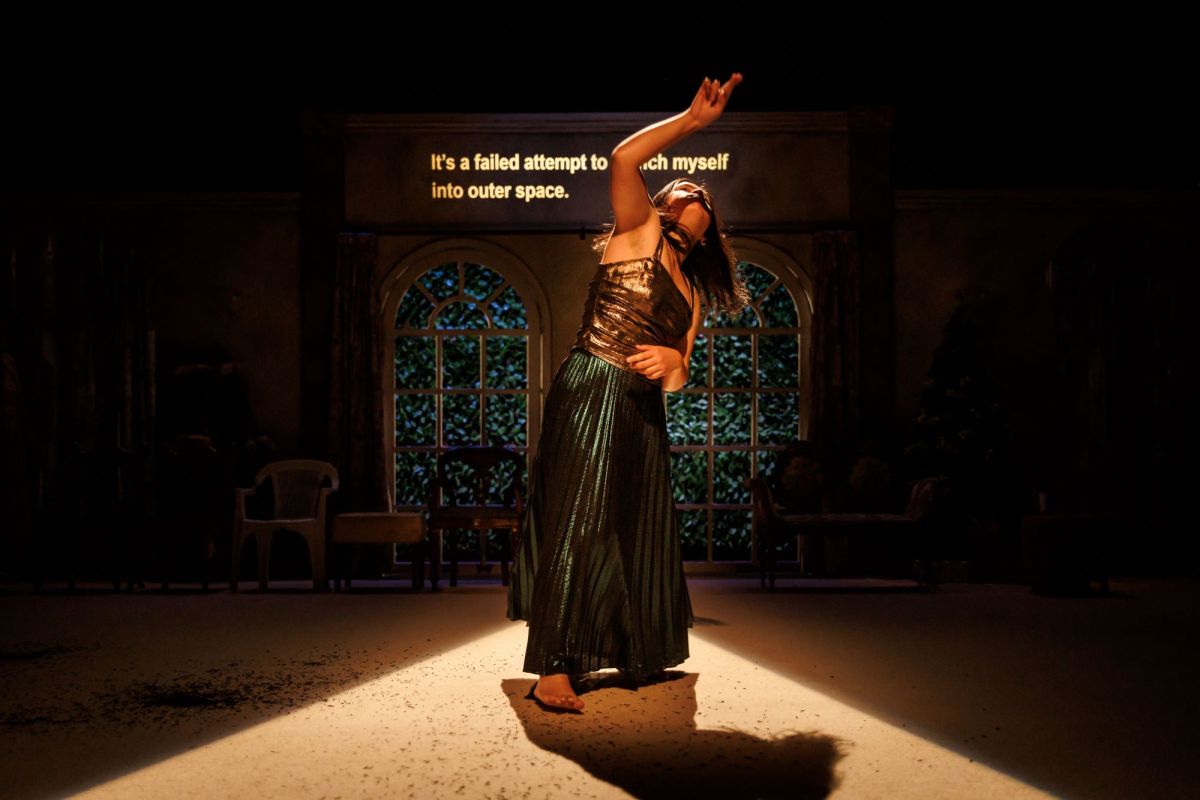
[607,73,743,234]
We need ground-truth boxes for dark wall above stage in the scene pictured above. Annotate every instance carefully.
[4,14,1194,193]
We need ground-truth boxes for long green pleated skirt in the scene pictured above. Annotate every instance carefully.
[506,347,695,679]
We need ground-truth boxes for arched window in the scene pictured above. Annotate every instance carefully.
[383,245,544,568]
[667,248,812,566]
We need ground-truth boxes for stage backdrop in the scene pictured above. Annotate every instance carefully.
[308,109,895,570]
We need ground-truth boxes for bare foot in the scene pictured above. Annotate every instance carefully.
[533,673,585,710]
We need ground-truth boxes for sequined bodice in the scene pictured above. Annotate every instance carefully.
[571,231,694,383]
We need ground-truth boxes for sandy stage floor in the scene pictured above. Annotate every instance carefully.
[1,576,1195,799]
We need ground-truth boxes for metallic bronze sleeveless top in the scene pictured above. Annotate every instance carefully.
[571,231,695,384]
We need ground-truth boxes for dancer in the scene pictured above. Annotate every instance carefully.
[507,73,747,712]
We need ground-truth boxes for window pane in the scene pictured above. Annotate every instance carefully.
[743,264,775,302]
[419,263,459,303]
[443,460,478,505]
[492,285,528,329]
[486,393,527,446]
[700,304,758,331]
[485,336,527,389]
[443,336,480,389]
[436,301,488,330]
[666,391,708,446]
[758,392,800,445]
[759,334,799,388]
[443,394,480,446]
[485,456,521,506]
[761,284,798,328]
[755,448,787,492]
[394,450,436,507]
[396,288,436,330]
[463,262,505,302]
[395,394,436,446]
[678,509,708,561]
[712,510,752,561]
[713,450,751,504]
[712,391,751,445]
[395,336,436,389]
[713,334,752,387]
[392,258,534,575]
[670,450,708,504]
[662,260,805,564]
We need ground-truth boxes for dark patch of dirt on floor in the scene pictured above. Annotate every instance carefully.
[0,647,368,733]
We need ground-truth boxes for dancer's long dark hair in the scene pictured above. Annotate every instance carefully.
[592,173,751,318]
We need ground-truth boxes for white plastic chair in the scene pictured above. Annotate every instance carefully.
[231,459,338,591]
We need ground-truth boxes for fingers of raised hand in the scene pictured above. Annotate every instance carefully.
[696,74,740,113]
[718,73,742,103]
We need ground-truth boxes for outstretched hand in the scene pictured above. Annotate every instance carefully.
[687,73,743,128]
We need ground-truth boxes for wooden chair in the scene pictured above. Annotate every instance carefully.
[425,446,524,590]
[746,475,941,590]
[232,459,338,592]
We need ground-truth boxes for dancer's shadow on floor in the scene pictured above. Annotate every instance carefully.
[505,671,847,800]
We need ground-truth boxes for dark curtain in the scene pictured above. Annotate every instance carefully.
[329,232,390,513]
[808,230,862,495]
[1,224,155,578]
[1048,220,1194,569]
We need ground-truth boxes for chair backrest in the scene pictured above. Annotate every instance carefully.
[435,446,525,507]
[256,459,339,519]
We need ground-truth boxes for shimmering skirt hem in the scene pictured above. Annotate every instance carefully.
[506,347,695,678]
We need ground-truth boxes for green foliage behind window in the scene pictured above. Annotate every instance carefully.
[393,261,530,564]
[666,262,806,562]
